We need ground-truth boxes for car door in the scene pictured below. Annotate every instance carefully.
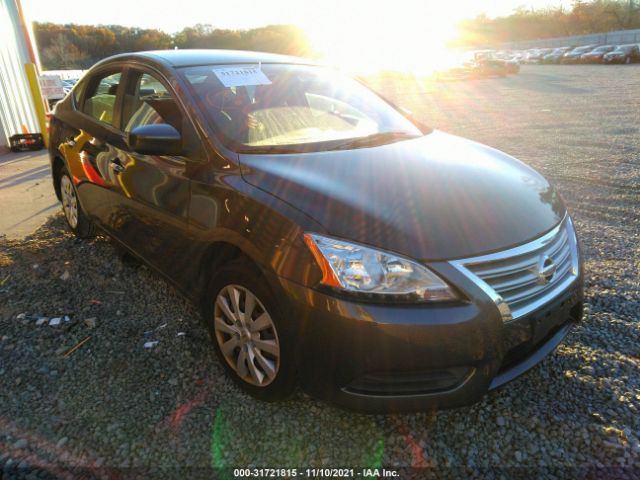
[108,67,202,278]
[64,68,127,229]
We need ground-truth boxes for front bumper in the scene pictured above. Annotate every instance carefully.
[271,269,584,413]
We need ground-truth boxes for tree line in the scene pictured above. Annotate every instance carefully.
[34,1,640,70]
[34,22,315,70]
[455,0,640,46]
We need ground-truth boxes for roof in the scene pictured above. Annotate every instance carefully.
[96,49,315,69]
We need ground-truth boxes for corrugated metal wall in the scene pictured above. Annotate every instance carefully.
[0,0,40,149]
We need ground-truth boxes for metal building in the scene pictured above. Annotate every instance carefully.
[0,0,41,151]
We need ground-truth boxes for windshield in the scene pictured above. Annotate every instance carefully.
[613,45,633,52]
[181,64,423,152]
[592,46,612,52]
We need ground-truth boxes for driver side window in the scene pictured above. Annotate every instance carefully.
[121,72,182,135]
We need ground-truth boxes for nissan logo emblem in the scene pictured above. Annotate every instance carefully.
[536,255,556,285]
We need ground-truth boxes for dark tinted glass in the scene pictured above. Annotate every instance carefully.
[82,72,122,126]
[122,73,182,134]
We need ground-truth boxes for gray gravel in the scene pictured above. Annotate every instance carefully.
[1,65,639,478]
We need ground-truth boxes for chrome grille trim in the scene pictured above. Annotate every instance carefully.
[450,215,579,322]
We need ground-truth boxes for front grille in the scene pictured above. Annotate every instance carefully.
[452,216,579,320]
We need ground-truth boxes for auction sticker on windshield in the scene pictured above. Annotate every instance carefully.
[213,66,272,87]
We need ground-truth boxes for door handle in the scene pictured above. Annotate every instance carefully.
[109,159,124,173]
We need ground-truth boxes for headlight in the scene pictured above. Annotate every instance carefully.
[303,233,458,302]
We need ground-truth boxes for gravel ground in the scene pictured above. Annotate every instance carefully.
[1,65,639,478]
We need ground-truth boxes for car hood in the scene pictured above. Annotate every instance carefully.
[239,130,565,260]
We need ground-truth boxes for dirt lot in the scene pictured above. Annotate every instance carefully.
[1,65,639,478]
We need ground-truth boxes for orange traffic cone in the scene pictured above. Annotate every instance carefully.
[21,124,35,145]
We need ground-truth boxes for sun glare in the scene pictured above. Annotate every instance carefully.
[306,5,459,75]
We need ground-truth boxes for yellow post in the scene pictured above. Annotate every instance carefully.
[24,63,49,148]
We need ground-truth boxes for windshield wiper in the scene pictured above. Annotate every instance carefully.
[237,145,304,155]
[327,131,421,151]
[236,132,422,155]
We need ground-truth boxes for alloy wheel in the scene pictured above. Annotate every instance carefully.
[214,284,280,386]
[60,175,79,229]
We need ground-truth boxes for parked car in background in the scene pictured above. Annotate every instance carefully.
[492,51,521,73]
[511,50,527,63]
[561,45,597,63]
[62,79,78,95]
[504,58,521,73]
[523,49,541,63]
[581,45,616,63]
[469,50,512,76]
[48,49,582,412]
[603,44,640,64]
[527,48,553,64]
[542,47,572,64]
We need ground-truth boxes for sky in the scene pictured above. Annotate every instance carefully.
[24,0,573,33]
[23,0,573,72]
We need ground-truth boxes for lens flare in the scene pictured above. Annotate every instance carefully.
[306,3,458,75]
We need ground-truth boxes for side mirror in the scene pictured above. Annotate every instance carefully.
[127,124,182,156]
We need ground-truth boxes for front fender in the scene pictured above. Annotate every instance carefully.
[186,174,326,299]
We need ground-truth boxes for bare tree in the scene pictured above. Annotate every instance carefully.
[41,34,87,69]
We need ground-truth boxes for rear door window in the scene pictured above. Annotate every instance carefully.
[82,71,122,126]
[71,78,86,108]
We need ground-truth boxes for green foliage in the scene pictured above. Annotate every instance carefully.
[35,22,172,69]
[34,22,314,70]
[455,0,640,46]
[171,24,313,56]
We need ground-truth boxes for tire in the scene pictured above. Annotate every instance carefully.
[59,167,95,238]
[203,258,296,400]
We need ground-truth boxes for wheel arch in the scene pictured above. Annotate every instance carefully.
[197,240,271,308]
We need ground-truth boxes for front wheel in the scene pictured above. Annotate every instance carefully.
[204,259,296,400]
[59,168,95,238]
